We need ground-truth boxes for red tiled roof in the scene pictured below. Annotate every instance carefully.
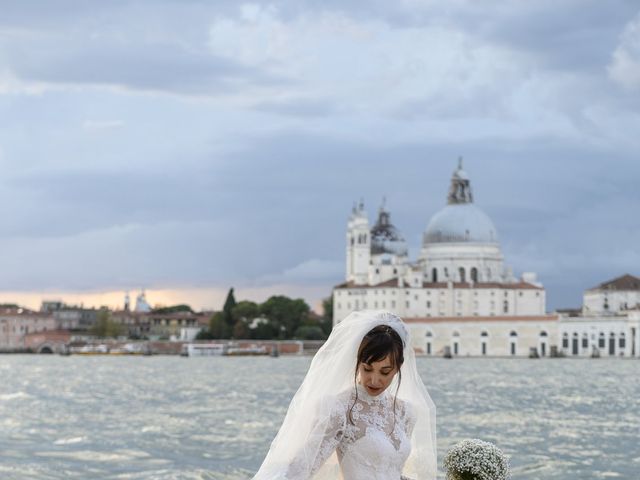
[587,274,640,292]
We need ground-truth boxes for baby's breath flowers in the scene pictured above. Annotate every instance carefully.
[443,439,510,480]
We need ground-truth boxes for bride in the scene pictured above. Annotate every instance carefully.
[253,310,437,480]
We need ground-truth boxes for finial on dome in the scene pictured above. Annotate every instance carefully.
[447,159,473,204]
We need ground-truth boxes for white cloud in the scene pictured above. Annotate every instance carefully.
[608,14,640,90]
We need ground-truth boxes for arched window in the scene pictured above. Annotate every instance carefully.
[503,300,509,314]
[471,267,478,282]
[426,331,433,337]
[510,331,518,337]
[598,332,605,349]
[459,267,466,283]
[619,332,626,349]
[540,331,548,337]
[582,333,588,349]
[481,331,489,337]
[432,268,438,282]
[562,332,569,349]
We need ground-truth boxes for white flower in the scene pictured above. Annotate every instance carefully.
[443,439,510,480]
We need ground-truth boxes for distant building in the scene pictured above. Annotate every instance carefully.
[0,307,56,351]
[40,301,99,330]
[135,290,152,312]
[583,274,640,315]
[557,274,640,357]
[334,160,550,357]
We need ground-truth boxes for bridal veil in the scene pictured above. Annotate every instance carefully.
[253,310,437,480]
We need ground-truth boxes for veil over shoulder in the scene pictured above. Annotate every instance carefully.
[253,310,437,480]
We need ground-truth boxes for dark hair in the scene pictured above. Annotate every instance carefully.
[349,324,404,424]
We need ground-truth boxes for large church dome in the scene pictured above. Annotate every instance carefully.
[423,159,499,245]
[424,203,498,244]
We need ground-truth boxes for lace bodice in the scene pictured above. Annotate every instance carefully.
[286,384,416,480]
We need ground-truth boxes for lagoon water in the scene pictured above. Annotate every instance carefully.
[0,355,638,479]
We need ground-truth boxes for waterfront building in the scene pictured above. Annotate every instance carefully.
[557,274,640,357]
[40,300,100,330]
[334,161,552,357]
[0,307,56,351]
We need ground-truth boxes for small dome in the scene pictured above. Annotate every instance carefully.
[424,203,498,244]
[371,204,408,256]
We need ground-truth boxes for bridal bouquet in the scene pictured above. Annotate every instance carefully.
[443,439,510,480]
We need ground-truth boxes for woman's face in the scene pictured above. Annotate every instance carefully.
[358,355,398,396]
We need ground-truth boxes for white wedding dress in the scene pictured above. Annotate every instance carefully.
[285,384,416,480]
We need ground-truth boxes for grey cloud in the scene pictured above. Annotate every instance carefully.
[3,36,283,95]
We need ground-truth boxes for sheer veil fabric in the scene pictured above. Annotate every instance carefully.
[253,310,437,480]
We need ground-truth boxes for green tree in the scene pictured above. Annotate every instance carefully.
[222,287,237,327]
[209,312,231,339]
[90,310,123,338]
[152,304,194,314]
[195,328,214,340]
[260,296,310,339]
[231,300,260,339]
[294,325,327,340]
[320,295,334,336]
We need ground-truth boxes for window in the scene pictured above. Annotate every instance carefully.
[432,268,438,282]
[471,267,478,282]
[444,267,449,278]
[540,331,548,337]
[459,267,466,283]
[620,333,626,349]
[391,301,396,308]
[503,301,509,313]
[426,301,431,308]
[406,301,410,308]
[481,331,489,337]
[598,332,605,349]
[582,334,588,349]
[562,333,569,349]
[510,331,518,337]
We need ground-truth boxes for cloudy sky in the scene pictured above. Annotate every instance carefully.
[0,0,639,312]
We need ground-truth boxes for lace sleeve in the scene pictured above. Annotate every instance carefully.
[400,400,417,438]
[284,399,346,480]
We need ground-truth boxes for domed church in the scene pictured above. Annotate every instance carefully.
[334,160,558,357]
